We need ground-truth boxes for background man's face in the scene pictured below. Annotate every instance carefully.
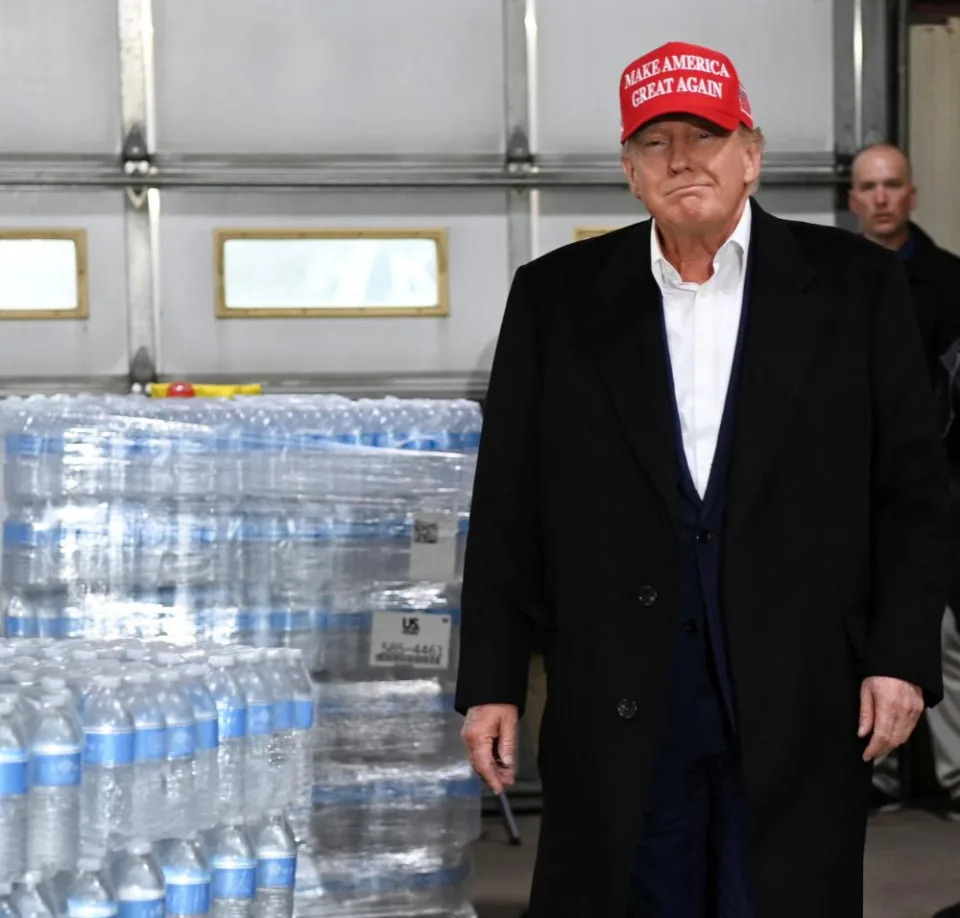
[849,147,916,243]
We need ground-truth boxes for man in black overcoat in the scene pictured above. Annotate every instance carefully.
[455,41,951,917]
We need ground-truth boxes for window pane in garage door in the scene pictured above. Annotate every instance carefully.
[0,232,86,318]
[218,231,447,317]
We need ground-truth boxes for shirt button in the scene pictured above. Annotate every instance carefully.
[617,699,638,720]
[638,586,658,607]
[696,531,714,544]
[684,620,698,635]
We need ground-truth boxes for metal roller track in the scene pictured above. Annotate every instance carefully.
[0,151,842,191]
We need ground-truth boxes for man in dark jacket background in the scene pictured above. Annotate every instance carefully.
[849,144,960,382]
[850,144,960,814]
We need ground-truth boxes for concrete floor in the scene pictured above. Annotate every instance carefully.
[472,810,960,917]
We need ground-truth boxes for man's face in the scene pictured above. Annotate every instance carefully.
[848,147,916,242]
[620,116,761,231]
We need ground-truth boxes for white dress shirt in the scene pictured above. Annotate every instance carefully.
[650,203,752,498]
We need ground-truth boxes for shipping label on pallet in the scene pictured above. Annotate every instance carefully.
[409,511,458,583]
[369,610,452,670]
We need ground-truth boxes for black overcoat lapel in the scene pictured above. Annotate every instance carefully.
[726,201,830,533]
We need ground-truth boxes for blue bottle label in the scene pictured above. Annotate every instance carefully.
[165,875,211,917]
[246,702,272,737]
[257,855,297,889]
[32,749,82,787]
[272,700,294,731]
[195,716,218,751]
[67,899,118,918]
[5,615,38,637]
[218,706,246,741]
[0,750,28,796]
[84,729,135,767]
[294,699,315,730]
[134,726,166,763]
[211,861,257,900]
[166,722,197,759]
[118,897,165,918]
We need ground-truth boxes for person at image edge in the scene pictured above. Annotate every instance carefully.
[455,40,951,917]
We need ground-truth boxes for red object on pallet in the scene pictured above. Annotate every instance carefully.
[166,382,196,398]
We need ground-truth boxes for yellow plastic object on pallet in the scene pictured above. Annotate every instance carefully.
[148,382,263,399]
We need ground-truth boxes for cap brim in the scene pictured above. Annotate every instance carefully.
[621,98,741,143]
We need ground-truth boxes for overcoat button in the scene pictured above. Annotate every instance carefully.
[617,699,638,720]
[638,586,658,607]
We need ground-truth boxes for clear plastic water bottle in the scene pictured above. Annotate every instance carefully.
[281,649,313,843]
[232,650,272,822]
[81,674,135,855]
[204,819,256,918]
[64,857,117,918]
[251,811,296,918]
[111,842,165,918]
[181,665,218,831]
[154,669,196,840]
[0,885,20,918]
[262,650,294,810]
[0,697,29,884]
[159,834,210,918]
[121,673,165,843]
[11,873,54,918]
[10,668,38,691]
[27,690,82,875]
[65,653,98,716]
[203,657,246,822]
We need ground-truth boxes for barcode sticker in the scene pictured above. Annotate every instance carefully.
[369,611,452,670]
[409,512,457,583]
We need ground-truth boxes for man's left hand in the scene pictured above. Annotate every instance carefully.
[858,675,925,761]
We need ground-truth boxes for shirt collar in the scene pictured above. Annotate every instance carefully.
[650,199,752,287]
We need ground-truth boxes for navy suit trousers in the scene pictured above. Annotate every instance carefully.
[628,749,757,918]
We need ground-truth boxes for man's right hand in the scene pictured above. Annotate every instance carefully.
[461,704,519,794]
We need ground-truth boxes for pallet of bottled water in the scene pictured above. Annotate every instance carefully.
[0,394,479,656]
[0,393,484,918]
[0,638,314,918]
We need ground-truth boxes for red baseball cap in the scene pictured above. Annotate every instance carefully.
[619,41,753,142]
